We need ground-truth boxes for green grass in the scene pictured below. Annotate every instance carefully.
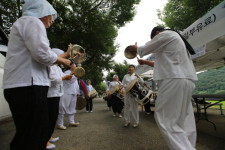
[206,100,225,109]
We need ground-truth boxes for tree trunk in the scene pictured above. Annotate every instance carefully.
[17,0,22,17]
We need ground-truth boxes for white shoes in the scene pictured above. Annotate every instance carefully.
[113,114,122,118]
[57,125,67,130]
[124,123,130,127]
[49,137,59,143]
[86,110,93,112]
[86,110,93,113]
[124,123,138,127]
[58,122,80,129]
[132,123,139,128]
[46,143,56,149]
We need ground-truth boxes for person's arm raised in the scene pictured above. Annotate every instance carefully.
[138,59,154,67]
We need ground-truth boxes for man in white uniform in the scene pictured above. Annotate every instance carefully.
[126,26,198,150]
[3,0,71,150]
[122,65,144,128]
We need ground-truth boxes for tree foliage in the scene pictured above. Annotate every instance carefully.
[48,0,140,88]
[194,66,225,94]
[0,0,140,91]
[95,81,107,96]
[0,0,20,34]
[158,0,224,31]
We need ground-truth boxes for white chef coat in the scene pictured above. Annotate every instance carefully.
[137,30,197,81]
[3,16,57,89]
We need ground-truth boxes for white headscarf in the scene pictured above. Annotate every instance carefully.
[52,48,64,56]
[113,74,118,79]
[22,0,57,20]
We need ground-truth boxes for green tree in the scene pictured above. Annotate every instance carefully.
[194,66,225,94]
[0,0,20,34]
[158,0,223,31]
[95,81,107,96]
[0,0,141,91]
[48,0,140,90]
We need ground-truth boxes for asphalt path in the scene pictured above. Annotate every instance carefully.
[1,98,225,150]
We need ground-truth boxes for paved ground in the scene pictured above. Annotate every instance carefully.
[1,98,225,150]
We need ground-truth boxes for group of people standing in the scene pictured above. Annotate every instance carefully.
[125,26,198,150]
[3,0,67,150]
[3,0,198,150]
[106,65,145,128]
[106,26,198,149]
[2,0,95,150]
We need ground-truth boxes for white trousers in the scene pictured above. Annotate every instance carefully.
[57,114,76,126]
[154,79,196,150]
[124,93,139,124]
[59,94,77,114]
[57,94,77,126]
